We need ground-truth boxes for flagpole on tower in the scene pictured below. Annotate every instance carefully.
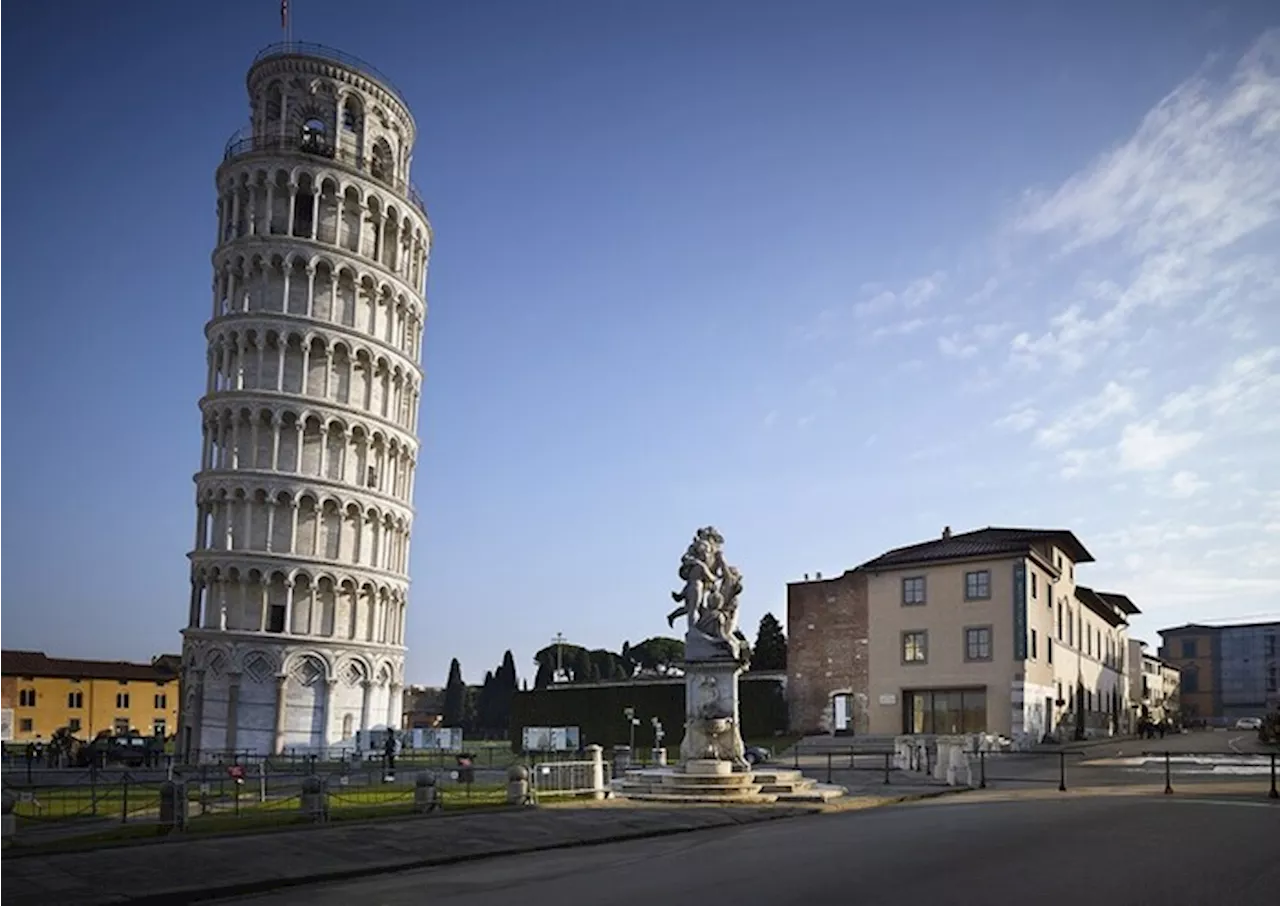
[281,0,290,46]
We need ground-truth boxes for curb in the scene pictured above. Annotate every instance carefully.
[818,786,972,813]
[92,808,815,906]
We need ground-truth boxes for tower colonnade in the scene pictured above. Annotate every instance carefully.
[179,43,429,760]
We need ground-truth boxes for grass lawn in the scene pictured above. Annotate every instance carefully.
[4,783,512,856]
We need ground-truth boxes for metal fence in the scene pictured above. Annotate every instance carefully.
[528,759,611,802]
[0,761,504,840]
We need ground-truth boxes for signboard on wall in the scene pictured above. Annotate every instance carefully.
[1,708,13,742]
[522,726,581,752]
[1012,562,1028,660]
[410,727,463,751]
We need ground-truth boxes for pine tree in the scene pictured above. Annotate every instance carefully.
[443,658,467,726]
[752,613,788,671]
[476,670,496,732]
[496,650,518,729]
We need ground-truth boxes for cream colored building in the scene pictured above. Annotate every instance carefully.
[1128,641,1181,726]
[863,527,1137,744]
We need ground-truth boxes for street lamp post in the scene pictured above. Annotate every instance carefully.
[624,707,638,755]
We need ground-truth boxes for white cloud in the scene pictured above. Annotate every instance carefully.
[937,334,978,358]
[1007,30,1280,374]
[1035,381,1137,448]
[1116,421,1202,471]
[1158,347,1280,427]
[872,317,932,338]
[995,406,1039,432]
[1167,470,1209,498]
[853,272,945,318]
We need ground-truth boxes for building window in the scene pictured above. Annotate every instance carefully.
[902,631,928,664]
[1267,666,1277,693]
[903,688,987,734]
[1181,639,1196,658]
[153,719,167,737]
[68,691,84,708]
[68,718,82,733]
[1030,572,1037,600]
[1057,603,1062,640]
[1030,629,1038,660]
[1266,634,1276,658]
[154,694,167,710]
[902,576,927,606]
[114,718,130,734]
[116,692,130,709]
[18,689,36,707]
[1183,670,1199,693]
[19,719,33,733]
[1086,689,1093,711]
[964,570,991,600]
[964,627,992,662]
[1047,637,1054,664]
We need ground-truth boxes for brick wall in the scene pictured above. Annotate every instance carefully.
[786,569,868,734]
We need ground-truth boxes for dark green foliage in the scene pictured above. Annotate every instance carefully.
[752,613,787,671]
[510,676,787,749]
[442,658,467,727]
[628,637,685,674]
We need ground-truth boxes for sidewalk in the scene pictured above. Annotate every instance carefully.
[2,799,862,905]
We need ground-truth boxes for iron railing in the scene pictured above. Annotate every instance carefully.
[222,131,428,218]
[251,42,409,108]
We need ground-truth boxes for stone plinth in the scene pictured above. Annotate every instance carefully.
[680,656,748,766]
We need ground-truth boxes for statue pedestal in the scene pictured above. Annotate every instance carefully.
[679,655,747,767]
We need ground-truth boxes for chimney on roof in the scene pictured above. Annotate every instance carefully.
[803,573,809,581]
[816,571,823,580]
[942,526,952,540]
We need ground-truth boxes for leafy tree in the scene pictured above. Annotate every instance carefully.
[751,613,787,671]
[443,658,467,726]
[589,649,629,681]
[630,637,685,674]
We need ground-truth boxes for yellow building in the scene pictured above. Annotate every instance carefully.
[1,650,181,743]
[862,526,1137,742]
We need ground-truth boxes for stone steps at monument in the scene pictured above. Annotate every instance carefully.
[773,783,847,803]
[611,790,781,804]
[612,767,847,804]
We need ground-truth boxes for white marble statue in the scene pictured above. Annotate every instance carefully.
[666,527,724,630]
[667,527,749,664]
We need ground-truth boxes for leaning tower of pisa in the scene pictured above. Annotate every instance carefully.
[179,43,430,759]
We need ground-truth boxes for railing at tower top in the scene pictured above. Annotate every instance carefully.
[251,42,410,109]
[222,131,428,219]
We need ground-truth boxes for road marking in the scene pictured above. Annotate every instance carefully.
[1160,798,1278,809]
[1228,735,1244,754]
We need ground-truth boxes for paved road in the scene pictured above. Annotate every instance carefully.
[222,791,1279,905]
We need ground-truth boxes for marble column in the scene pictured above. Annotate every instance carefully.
[272,674,289,754]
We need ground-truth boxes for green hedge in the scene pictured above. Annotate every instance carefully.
[510,676,786,750]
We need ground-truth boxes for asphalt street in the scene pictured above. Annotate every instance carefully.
[222,791,1280,906]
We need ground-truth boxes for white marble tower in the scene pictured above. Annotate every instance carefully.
[179,43,430,759]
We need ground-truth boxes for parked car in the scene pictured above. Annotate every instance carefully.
[1234,717,1262,730]
[744,745,772,766]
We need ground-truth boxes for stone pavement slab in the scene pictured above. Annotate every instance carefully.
[2,802,822,905]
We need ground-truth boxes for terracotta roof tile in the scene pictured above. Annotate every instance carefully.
[858,526,1094,572]
[1,650,179,682]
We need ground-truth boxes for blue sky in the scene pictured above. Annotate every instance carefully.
[2,1,1278,688]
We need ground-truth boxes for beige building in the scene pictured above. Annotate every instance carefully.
[1128,640,1182,727]
[862,526,1137,743]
